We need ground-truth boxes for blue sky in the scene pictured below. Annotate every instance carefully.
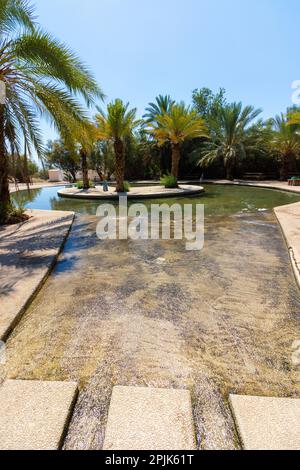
[34,0,300,143]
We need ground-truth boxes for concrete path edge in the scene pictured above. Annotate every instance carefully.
[0,210,75,341]
[274,202,300,290]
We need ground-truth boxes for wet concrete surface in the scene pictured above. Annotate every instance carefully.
[1,210,300,450]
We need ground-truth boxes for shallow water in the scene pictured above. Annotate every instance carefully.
[12,183,300,216]
[4,184,300,449]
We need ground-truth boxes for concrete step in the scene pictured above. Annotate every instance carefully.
[103,386,196,450]
[0,380,78,450]
[230,394,300,450]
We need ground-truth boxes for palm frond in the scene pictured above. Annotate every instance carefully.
[12,28,104,105]
[0,0,35,34]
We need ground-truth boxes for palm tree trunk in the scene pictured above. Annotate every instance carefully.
[225,160,235,181]
[280,152,295,181]
[70,170,77,183]
[114,138,125,192]
[0,104,10,224]
[80,149,89,190]
[171,143,181,184]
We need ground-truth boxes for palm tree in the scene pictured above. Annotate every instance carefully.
[144,95,175,174]
[0,0,103,223]
[96,99,140,192]
[90,140,115,181]
[72,122,101,189]
[148,102,207,184]
[197,102,262,180]
[143,95,175,123]
[270,114,300,180]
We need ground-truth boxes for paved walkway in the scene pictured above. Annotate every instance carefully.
[0,380,78,450]
[103,386,196,450]
[274,202,300,288]
[9,181,66,194]
[0,209,74,340]
[203,179,300,194]
[230,394,300,450]
[2,178,300,450]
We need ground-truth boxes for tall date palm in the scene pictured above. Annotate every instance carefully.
[143,95,175,123]
[148,102,207,184]
[271,114,300,180]
[0,0,103,223]
[96,99,140,192]
[198,102,262,180]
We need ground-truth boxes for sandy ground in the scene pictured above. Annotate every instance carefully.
[1,210,299,450]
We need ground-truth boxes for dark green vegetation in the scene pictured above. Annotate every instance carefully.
[160,174,178,189]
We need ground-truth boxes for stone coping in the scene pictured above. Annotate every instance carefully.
[0,209,74,341]
[9,181,66,194]
[274,202,300,288]
[103,386,196,451]
[0,380,78,450]
[202,179,300,194]
[57,185,204,200]
[230,394,300,450]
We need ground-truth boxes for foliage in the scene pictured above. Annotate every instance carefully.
[89,140,115,180]
[76,180,94,189]
[148,102,207,181]
[1,0,103,154]
[2,202,28,225]
[196,102,262,180]
[160,173,178,189]
[123,129,160,180]
[0,0,103,223]
[148,102,207,146]
[96,99,140,192]
[44,140,80,182]
[269,113,300,180]
[192,87,227,133]
[37,167,49,180]
[96,99,140,141]
[143,95,175,123]
[9,153,39,182]
[122,181,130,192]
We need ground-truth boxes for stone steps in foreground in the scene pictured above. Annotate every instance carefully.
[0,380,78,450]
[103,386,197,450]
[230,394,300,450]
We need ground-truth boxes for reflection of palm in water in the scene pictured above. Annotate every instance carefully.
[11,187,42,208]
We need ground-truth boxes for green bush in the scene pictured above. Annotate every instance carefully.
[76,180,94,189]
[160,174,178,189]
[2,204,29,225]
[37,168,49,180]
[123,181,130,192]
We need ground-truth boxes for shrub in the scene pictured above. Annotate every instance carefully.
[123,181,130,192]
[37,168,49,180]
[2,204,29,226]
[160,174,178,189]
[76,180,94,189]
